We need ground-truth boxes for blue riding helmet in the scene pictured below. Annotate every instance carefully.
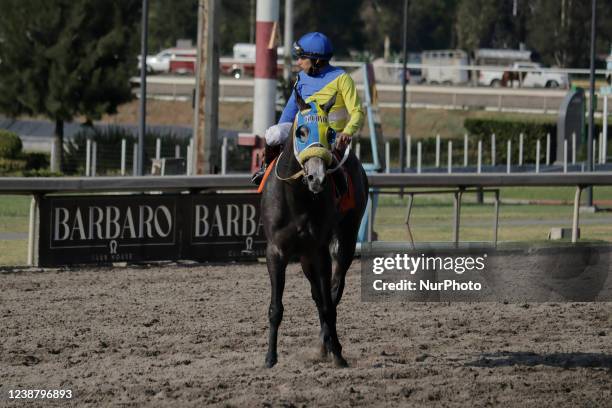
[292,32,334,60]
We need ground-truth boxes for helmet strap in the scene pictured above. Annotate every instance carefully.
[307,58,327,76]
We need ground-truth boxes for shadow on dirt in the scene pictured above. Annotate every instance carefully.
[466,351,612,369]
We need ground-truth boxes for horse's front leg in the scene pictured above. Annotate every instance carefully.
[331,214,361,306]
[300,255,329,359]
[265,243,288,368]
[312,250,348,368]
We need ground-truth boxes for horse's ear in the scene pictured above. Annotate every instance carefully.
[320,93,337,114]
[294,89,310,111]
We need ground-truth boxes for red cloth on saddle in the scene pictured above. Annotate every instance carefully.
[257,157,277,194]
[331,170,356,214]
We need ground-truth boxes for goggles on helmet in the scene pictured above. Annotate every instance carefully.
[292,41,331,60]
[292,41,306,59]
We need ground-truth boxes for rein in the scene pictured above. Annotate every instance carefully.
[274,143,350,183]
[274,151,305,181]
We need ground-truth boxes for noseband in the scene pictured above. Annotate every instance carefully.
[274,132,351,182]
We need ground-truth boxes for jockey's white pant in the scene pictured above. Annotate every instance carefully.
[265,122,293,146]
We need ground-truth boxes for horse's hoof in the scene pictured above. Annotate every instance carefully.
[264,354,277,368]
[333,355,349,368]
[319,343,330,359]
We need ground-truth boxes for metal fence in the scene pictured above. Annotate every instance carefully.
[2,172,612,265]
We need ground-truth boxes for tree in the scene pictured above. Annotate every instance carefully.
[0,0,140,171]
[292,0,366,57]
[527,0,612,68]
[360,0,459,58]
[456,0,525,54]
[148,0,198,53]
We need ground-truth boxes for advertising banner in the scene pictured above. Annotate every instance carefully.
[38,193,266,266]
[183,193,267,262]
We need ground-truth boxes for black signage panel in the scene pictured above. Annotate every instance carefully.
[39,194,183,266]
[38,193,266,266]
[183,193,266,261]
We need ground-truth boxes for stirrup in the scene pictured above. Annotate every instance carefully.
[251,165,266,185]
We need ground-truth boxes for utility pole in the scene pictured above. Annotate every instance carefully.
[253,0,279,138]
[250,0,256,44]
[192,0,220,174]
[586,0,597,206]
[399,0,409,173]
[283,0,293,85]
[138,0,149,176]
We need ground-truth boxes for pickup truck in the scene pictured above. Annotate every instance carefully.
[137,47,197,74]
[478,62,569,88]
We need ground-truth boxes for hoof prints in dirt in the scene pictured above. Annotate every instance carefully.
[1,263,611,407]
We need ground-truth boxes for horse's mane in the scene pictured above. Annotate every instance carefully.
[275,131,302,179]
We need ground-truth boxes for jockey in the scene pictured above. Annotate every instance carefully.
[251,31,365,185]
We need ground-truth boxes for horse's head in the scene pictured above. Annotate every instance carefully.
[293,90,337,194]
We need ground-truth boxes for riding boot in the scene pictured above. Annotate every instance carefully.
[251,143,281,186]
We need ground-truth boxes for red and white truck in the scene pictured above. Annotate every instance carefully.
[220,43,285,79]
[140,43,287,77]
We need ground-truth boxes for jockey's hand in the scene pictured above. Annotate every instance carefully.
[335,132,352,152]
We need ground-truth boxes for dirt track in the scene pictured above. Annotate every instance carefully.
[1,261,611,407]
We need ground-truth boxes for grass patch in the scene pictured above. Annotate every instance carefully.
[375,202,612,243]
[0,196,30,234]
[377,187,612,206]
[0,195,30,216]
[371,108,558,139]
[0,240,27,266]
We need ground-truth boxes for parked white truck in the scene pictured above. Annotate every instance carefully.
[478,61,569,88]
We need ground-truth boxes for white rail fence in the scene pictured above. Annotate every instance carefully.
[77,129,610,177]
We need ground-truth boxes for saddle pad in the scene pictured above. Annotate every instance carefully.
[257,157,277,194]
[332,171,356,213]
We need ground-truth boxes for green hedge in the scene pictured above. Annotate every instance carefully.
[64,126,192,175]
[464,118,612,163]
[22,152,50,170]
[0,157,27,175]
[354,135,490,168]
[63,126,253,175]
[22,169,63,177]
[0,130,23,159]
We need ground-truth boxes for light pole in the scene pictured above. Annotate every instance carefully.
[252,0,279,139]
[586,0,597,206]
[399,0,409,173]
[283,0,293,85]
[138,0,149,176]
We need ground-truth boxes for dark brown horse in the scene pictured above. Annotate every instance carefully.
[260,91,368,368]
